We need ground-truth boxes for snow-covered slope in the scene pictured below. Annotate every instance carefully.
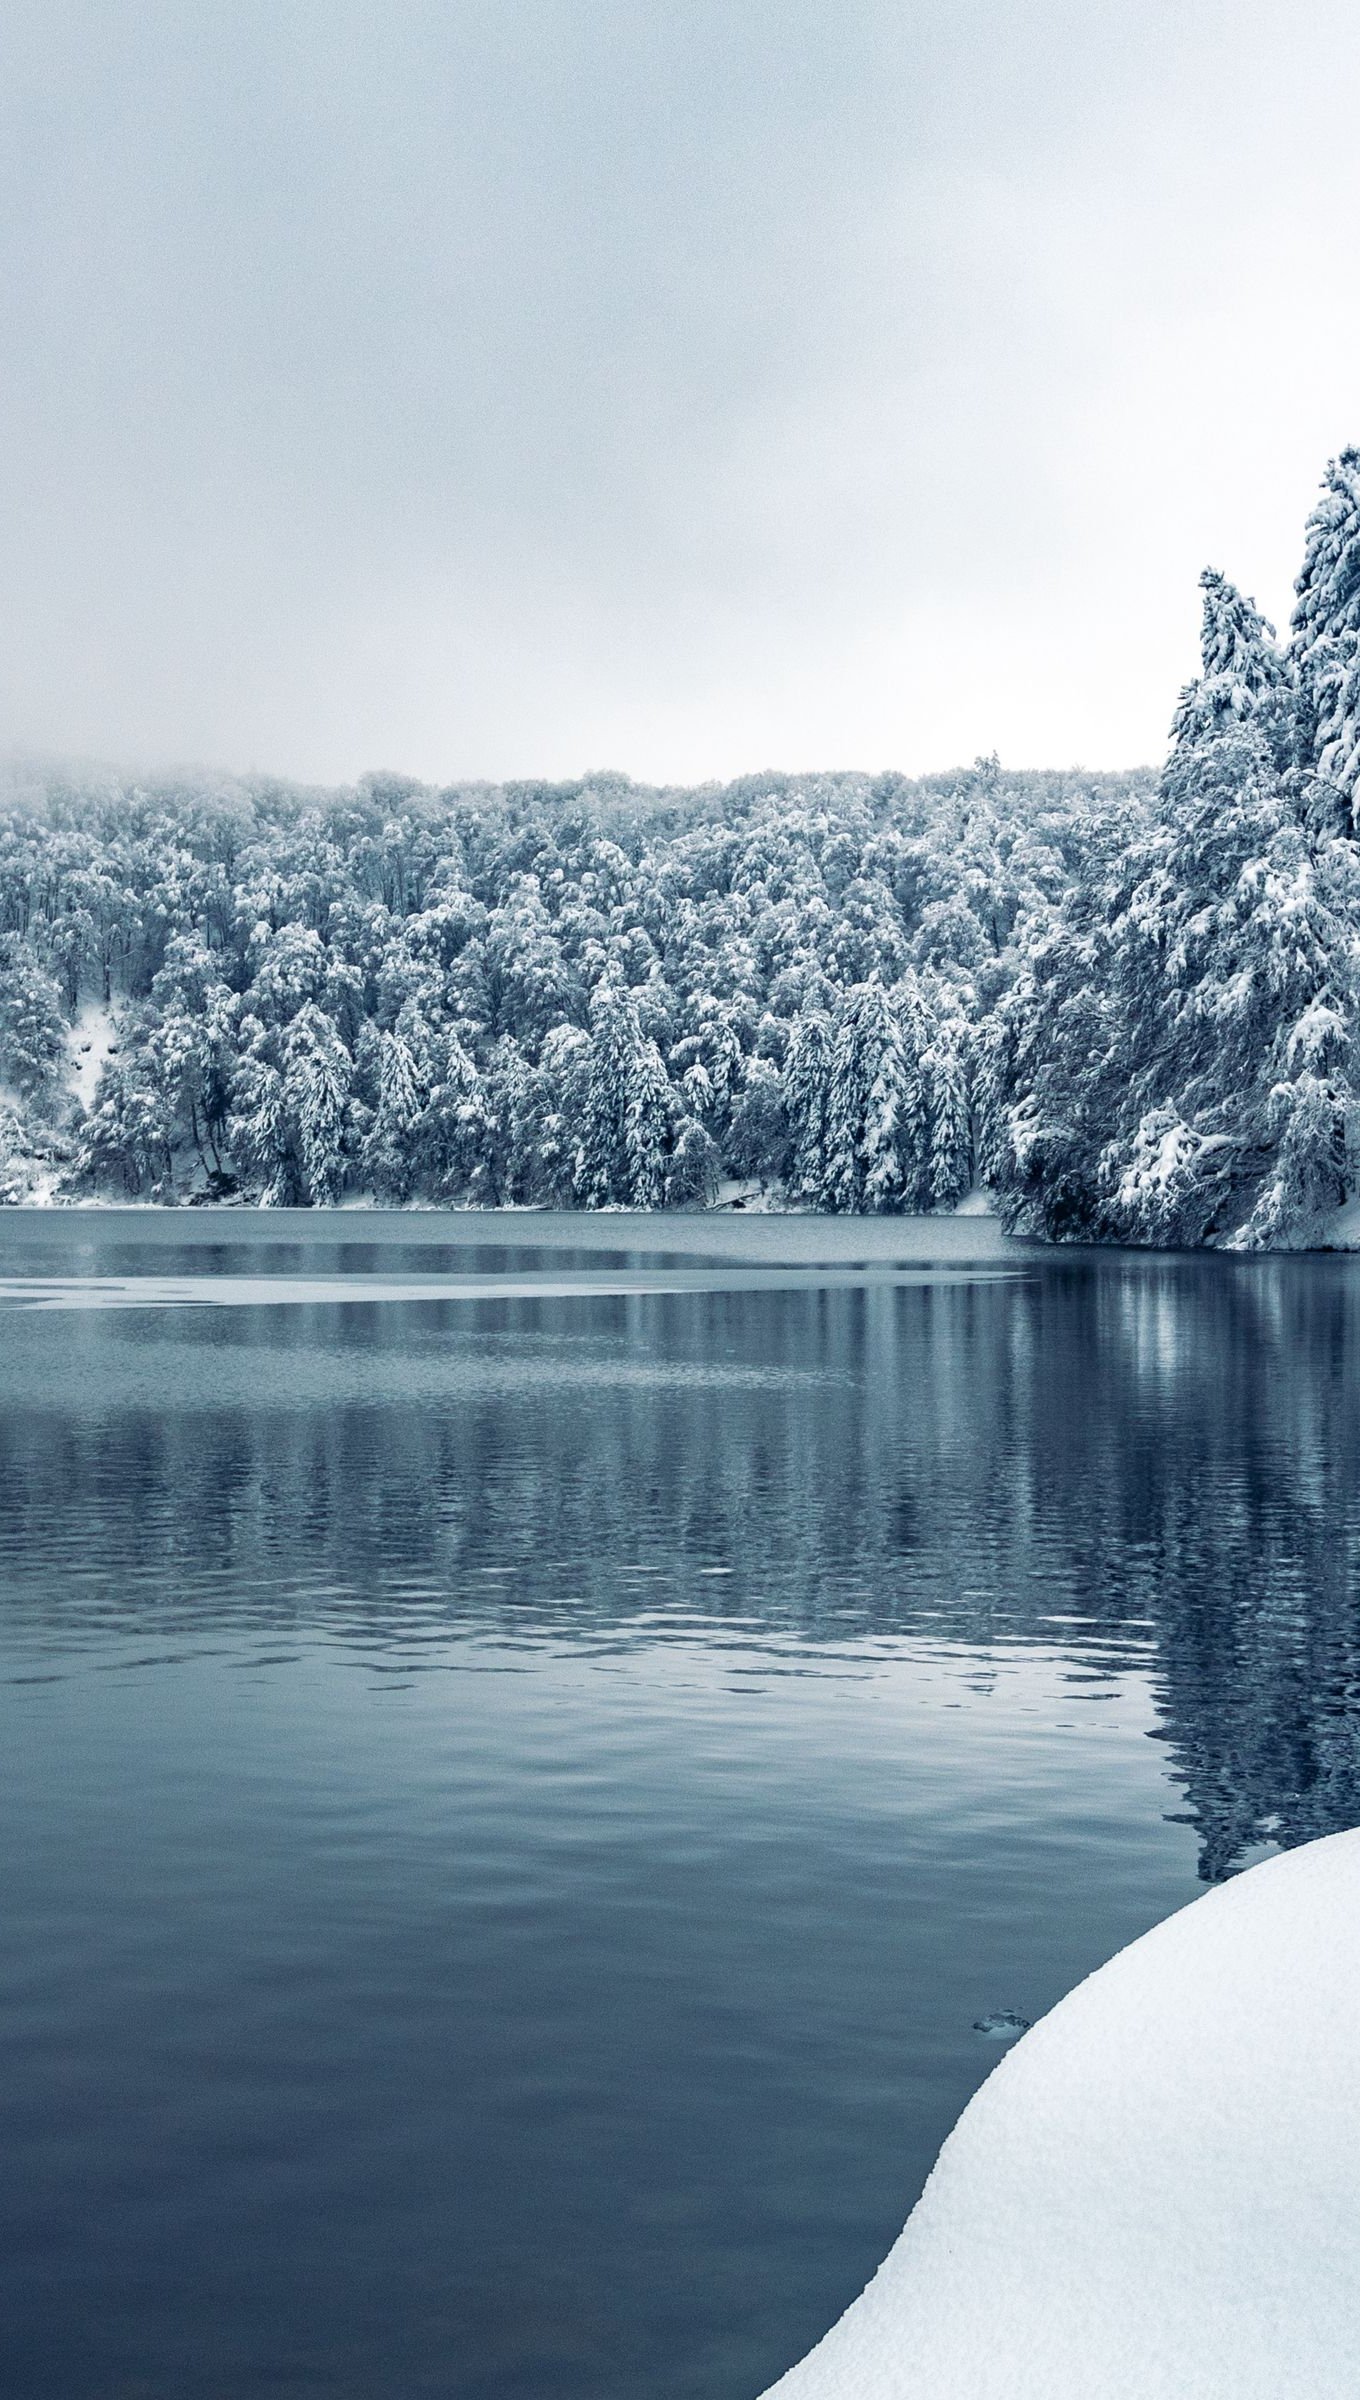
[760,1830,1360,2400]
[68,1001,120,1113]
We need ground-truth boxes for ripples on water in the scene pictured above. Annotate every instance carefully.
[2,1210,1359,2398]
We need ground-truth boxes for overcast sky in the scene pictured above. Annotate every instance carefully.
[2,1,1359,789]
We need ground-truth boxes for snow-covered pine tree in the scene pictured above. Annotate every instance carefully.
[821,1000,869,1211]
[459,1039,512,1203]
[228,1042,296,1204]
[782,1008,833,1203]
[927,1017,973,1207]
[73,1054,175,1196]
[1138,552,1360,1247]
[1233,990,1356,1250]
[969,1002,1014,1196]
[667,1005,744,1145]
[574,982,650,1207]
[666,1116,721,1206]
[823,980,918,1213]
[624,1036,674,1208]
[890,972,935,1209]
[0,1101,24,1203]
[981,903,1133,1242]
[136,939,239,1184]
[1170,569,1294,763]
[365,1023,427,1200]
[427,1025,495,1199]
[0,939,67,1100]
[725,1054,788,1185]
[515,1025,591,1204]
[1290,448,1360,825]
[283,1004,353,1205]
[194,984,239,1174]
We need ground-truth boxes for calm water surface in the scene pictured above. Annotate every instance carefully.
[3,1210,1359,2399]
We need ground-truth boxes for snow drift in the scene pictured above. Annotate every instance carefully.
[760,1829,1360,2400]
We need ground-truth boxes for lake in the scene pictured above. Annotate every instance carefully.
[3,1209,1359,2399]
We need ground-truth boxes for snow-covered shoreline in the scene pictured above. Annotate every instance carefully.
[760,1830,1360,2400]
[13,1184,1360,1261]
[12,1187,1360,1273]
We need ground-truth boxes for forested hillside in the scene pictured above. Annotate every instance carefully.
[0,756,1135,1214]
[2,448,1357,1247]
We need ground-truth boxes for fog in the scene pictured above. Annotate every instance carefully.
[3,0,1358,784]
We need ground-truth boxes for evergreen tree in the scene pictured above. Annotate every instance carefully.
[725,1055,789,1184]
[927,1021,973,1206]
[1236,998,1355,1250]
[890,973,936,1209]
[0,939,67,1100]
[365,1024,427,1200]
[230,1048,298,1205]
[77,1053,176,1196]
[427,1026,495,1200]
[1291,449,1360,826]
[782,1008,833,1203]
[0,1101,24,1203]
[142,945,239,1183]
[624,1036,673,1208]
[822,981,925,1214]
[284,1005,352,1205]
[1170,570,1294,765]
[574,983,647,1206]
[666,1116,721,1206]
[513,1026,591,1204]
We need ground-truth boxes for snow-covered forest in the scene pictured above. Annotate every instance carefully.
[2,449,1358,1247]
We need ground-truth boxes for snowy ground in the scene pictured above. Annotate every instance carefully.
[67,1001,120,1113]
[760,1830,1360,2400]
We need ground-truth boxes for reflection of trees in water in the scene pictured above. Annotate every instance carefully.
[1,1254,1358,1877]
[990,1260,1360,1880]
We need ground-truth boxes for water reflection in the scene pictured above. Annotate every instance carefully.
[4,1218,1360,2400]
[2,1226,1358,1883]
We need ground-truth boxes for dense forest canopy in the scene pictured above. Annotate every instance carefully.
[2,448,1358,1247]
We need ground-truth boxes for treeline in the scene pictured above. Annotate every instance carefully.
[0,756,1138,1214]
[1,446,1357,1245]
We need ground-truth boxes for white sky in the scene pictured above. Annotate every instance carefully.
[2,0,1359,788]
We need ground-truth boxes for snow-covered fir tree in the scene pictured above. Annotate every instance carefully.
[782,1009,834,1204]
[364,1021,427,1201]
[574,982,676,1208]
[821,979,931,1214]
[1291,448,1360,826]
[1169,570,1294,765]
[284,1005,352,1206]
[427,1026,496,1202]
[0,939,67,1100]
[926,1017,973,1207]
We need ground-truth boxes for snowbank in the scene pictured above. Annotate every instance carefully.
[760,1830,1360,2400]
